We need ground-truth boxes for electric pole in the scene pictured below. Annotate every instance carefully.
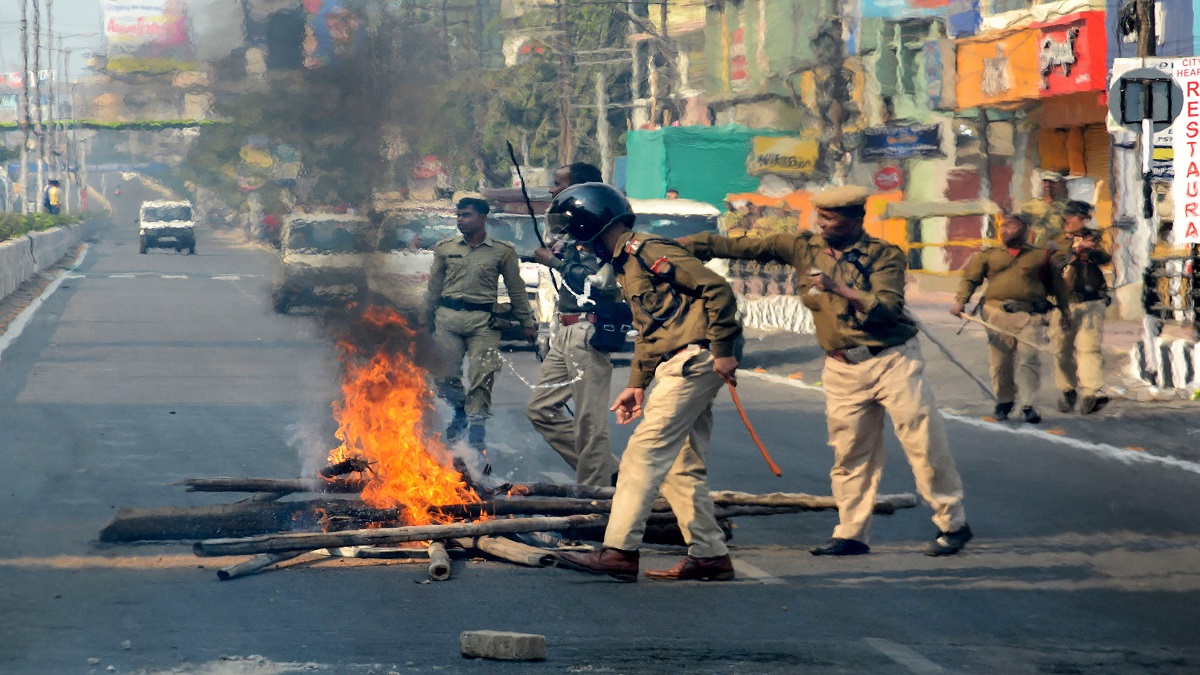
[18,0,30,213]
[32,0,45,208]
[1136,0,1156,58]
[556,0,574,166]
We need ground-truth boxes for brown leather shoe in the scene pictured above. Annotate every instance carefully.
[556,547,639,582]
[644,554,735,581]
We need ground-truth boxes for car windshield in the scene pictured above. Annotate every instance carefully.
[487,215,543,257]
[286,220,374,254]
[143,205,192,222]
[633,214,718,240]
[378,212,458,251]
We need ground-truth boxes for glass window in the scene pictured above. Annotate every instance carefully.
[142,205,193,222]
[633,214,719,240]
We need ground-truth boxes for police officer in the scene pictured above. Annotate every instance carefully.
[952,213,1071,424]
[553,183,741,581]
[685,185,970,557]
[1048,201,1110,415]
[426,197,536,465]
[526,163,622,487]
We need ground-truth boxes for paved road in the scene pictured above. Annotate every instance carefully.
[2,177,1199,673]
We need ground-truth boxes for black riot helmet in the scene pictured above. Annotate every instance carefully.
[546,183,635,247]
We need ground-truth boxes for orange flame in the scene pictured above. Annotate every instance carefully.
[327,307,480,525]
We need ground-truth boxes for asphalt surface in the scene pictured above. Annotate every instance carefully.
[1,174,1199,674]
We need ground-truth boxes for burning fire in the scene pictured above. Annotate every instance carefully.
[326,307,480,525]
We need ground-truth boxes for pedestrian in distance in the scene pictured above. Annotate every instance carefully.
[683,184,971,557]
[552,182,742,581]
[43,179,62,215]
[425,197,537,473]
[952,213,1071,424]
[526,163,624,487]
[1048,201,1111,415]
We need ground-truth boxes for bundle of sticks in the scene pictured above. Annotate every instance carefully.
[97,461,919,582]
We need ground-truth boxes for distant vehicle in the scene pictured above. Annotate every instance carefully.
[534,198,721,352]
[272,213,375,313]
[365,205,543,341]
[139,200,196,254]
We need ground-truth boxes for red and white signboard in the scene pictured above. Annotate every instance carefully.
[872,166,904,191]
[1172,57,1200,243]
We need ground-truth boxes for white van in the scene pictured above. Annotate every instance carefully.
[139,200,196,254]
[366,207,544,338]
[272,213,375,313]
[535,198,722,348]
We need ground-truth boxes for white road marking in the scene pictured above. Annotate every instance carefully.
[539,470,573,483]
[742,370,1200,476]
[863,638,945,674]
[161,274,188,280]
[0,245,90,361]
[731,558,786,585]
[212,275,241,281]
[65,274,84,279]
[108,273,136,279]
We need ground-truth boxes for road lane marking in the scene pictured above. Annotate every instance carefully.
[0,245,89,361]
[161,274,188,279]
[863,638,945,674]
[108,273,136,279]
[540,470,573,483]
[731,558,786,584]
[212,275,241,281]
[742,370,1200,477]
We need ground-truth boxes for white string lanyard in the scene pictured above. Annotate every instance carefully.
[500,351,587,391]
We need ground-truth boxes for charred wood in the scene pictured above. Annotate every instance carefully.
[427,542,451,581]
[456,536,556,567]
[193,514,605,557]
[216,551,306,581]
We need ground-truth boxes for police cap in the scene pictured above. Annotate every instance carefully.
[811,185,871,211]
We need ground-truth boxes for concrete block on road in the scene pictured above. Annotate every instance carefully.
[459,630,546,661]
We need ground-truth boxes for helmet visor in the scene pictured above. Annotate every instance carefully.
[545,212,573,237]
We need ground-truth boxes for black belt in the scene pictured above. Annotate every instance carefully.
[826,345,887,365]
[439,298,493,312]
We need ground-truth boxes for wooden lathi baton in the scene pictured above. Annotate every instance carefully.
[959,313,1056,354]
[727,382,783,477]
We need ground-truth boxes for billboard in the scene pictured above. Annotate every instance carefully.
[102,0,195,73]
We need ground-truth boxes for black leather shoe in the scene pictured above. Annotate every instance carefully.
[993,402,1014,419]
[1079,395,1109,415]
[557,547,640,582]
[926,524,973,556]
[1021,406,1041,424]
[1058,389,1077,413]
[810,538,870,556]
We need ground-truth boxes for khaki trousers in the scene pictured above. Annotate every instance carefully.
[982,304,1044,409]
[526,321,619,487]
[823,339,966,543]
[1050,300,1106,397]
[604,345,728,558]
[433,307,502,424]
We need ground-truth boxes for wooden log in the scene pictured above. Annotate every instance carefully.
[456,536,555,568]
[236,491,290,504]
[179,477,366,494]
[216,551,306,581]
[193,514,604,557]
[506,483,614,500]
[97,499,373,543]
[427,542,451,581]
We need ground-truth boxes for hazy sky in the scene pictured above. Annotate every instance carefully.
[0,0,105,80]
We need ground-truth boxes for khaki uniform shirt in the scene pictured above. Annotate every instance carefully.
[425,235,535,329]
[611,232,741,389]
[1049,233,1111,302]
[955,244,1070,309]
[687,231,917,353]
